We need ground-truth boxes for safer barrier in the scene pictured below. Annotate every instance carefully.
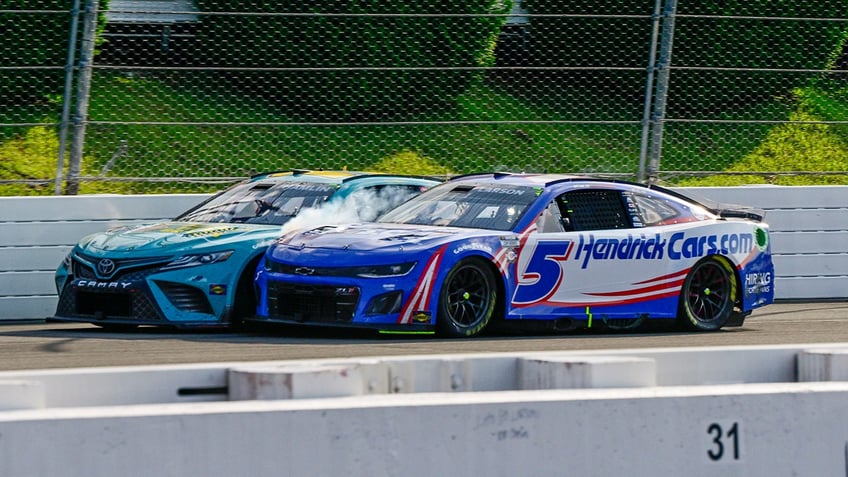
[1,185,847,320]
[0,344,847,476]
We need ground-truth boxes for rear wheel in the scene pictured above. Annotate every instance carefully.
[678,257,736,331]
[436,258,497,338]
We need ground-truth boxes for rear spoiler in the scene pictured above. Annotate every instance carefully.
[710,206,766,223]
[666,187,766,223]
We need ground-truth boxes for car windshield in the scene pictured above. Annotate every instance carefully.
[378,183,538,231]
[176,180,338,225]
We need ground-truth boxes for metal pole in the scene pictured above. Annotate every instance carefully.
[54,0,82,195]
[66,0,98,195]
[637,0,663,183]
[646,0,678,185]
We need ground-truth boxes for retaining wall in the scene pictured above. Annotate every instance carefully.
[0,344,847,476]
[1,185,847,320]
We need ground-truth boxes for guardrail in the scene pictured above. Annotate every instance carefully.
[1,185,847,320]
[1,344,848,476]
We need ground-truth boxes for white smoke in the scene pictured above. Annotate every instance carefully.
[280,186,420,234]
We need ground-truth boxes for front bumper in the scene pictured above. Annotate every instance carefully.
[252,268,434,331]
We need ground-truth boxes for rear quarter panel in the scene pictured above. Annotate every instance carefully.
[505,220,773,321]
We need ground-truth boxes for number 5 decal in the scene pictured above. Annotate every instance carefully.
[512,240,573,305]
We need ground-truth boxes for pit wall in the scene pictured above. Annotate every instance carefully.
[1,344,848,476]
[2,185,847,320]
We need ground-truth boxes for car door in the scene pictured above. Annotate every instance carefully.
[510,187,676,320]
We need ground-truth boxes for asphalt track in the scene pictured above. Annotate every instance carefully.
[0,302,845,371]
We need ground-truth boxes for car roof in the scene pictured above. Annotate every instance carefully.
[446,171,687,196]
[443,172,741,217]
[248,169,440,186]
[446,172,583,187]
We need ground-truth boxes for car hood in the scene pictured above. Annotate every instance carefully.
[269,223,498,263]
[77,221,280,256]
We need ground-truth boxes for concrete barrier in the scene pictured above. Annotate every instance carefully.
[0,344,847,476]
[3,185,848,320]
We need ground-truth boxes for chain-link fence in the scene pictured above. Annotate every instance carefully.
[2,0,847,195]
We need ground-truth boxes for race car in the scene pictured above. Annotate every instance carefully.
[53,170,439,330]
[252,172,774,337]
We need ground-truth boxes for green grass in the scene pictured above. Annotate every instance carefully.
[73,71,651,192]
[3,70,847,194]
[678,86,848,186]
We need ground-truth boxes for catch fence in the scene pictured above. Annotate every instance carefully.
[1,0,847,195]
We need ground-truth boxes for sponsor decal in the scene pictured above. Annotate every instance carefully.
[499,235,520,248]
[667,231,753,260]
[157,224,206,234]
[755,227,769,251]
[745,272,771,295]
[453,242,493,255]
[282,183,335,192]
[209,284,227,295]
[474,187,526,195]
[184,226,238,238]
[412,311,431,323]
[574,233,665,269]
[156,224,238,238]
[573,231,755,269]
[75,280,132,290]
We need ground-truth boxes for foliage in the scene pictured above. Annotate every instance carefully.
[523,0,848,116]
[192,0,509,120]
[0,1,71,107]
[670,0,848,116]
[369,150,455,177]
[522,0,652,68]
[0,126,128,195]
[0,0,110,107]
[678,89,848,186]
[74,72,642,194]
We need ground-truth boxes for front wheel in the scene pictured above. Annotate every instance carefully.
[436,258,497,338]
[678,257,736,331]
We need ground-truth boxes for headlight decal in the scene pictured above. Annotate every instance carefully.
[162,250,234,271]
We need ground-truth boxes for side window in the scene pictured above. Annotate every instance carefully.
[556,189,632,231]
[629,192,701,226]
[535,201,566,233]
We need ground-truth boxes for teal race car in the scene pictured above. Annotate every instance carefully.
[53,170,439,330]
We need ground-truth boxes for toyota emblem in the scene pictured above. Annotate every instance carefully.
[97,259,116,276]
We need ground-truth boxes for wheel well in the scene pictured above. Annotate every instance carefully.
[231,254,263,321]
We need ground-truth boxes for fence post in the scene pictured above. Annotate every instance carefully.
[638,0,664,183]
[646,0,678,185]
[54,0,83,195]
[65,0,98,195]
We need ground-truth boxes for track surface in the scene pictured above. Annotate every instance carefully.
[0,302,845,371]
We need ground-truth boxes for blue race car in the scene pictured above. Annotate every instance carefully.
[253,173,774,337]
[53,170,439,330]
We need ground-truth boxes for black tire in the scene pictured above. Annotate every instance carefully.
[436,258,497,338]
[678,257,737,331]
[230,258,261,330]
